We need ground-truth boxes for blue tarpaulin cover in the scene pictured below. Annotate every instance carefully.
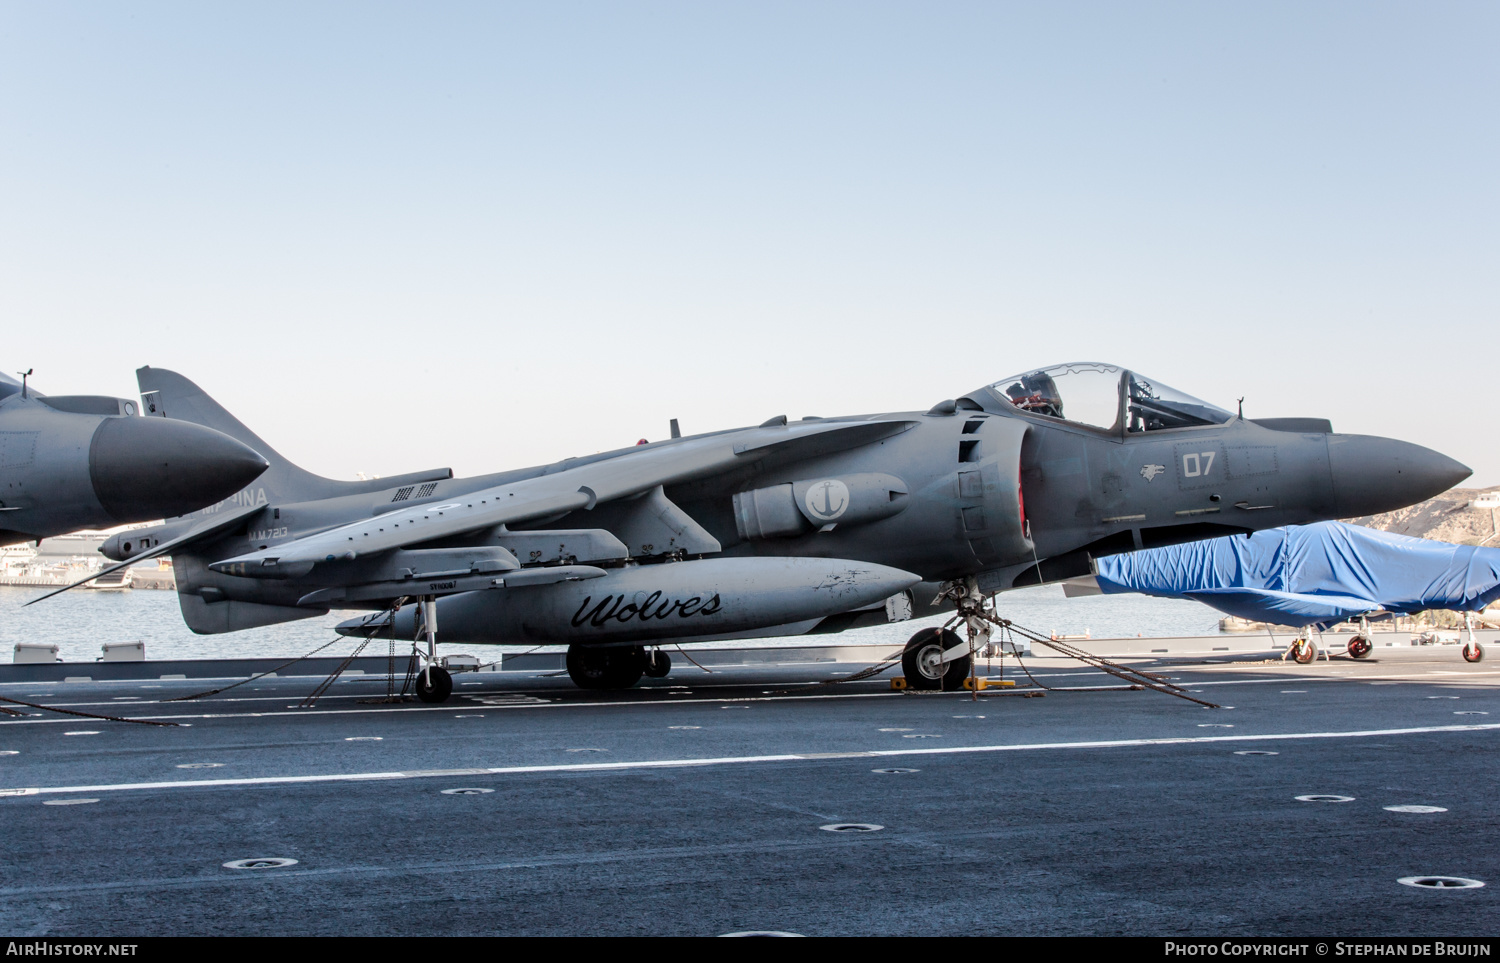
[1094,522,1500,627]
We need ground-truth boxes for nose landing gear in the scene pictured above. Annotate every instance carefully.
[900,627,972,691]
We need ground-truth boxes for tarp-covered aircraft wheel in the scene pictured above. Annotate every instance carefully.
[567,644,647,690]
[643,649,671,679]
[1463,642,1484,664]
[1347,637,1372,659]
[415,665,453,704]
[902,628,970,691]
[1292,639,1318,665]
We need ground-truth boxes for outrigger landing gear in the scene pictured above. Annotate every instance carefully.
[566,644,647,690]
[901,627,972,691]
[413,595,454,704]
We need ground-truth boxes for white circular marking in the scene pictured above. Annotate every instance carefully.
[803,479,851,521]
[63,731,99,736]
[952,715,985,719]
[1281,690,1307,694]
[872,768,919,774]
[1455,711,1489,715]
[1385,805,1448,814]
[344,737,383,741]
[1428,696,1460,700]
[1198,724,1234,728]
[176,763,223,769]
[720,932,805,937]
[720,705,748,710]
[1234,750,1278,756]
[819,823,883,833]
[223,858,299,870]
[0,750,18,756]
[453,714,485,718]
[1296,794,1355,803]
[441,788,494,795]
[1397,876,1484,890]
[43,798,99,806]
[668,726,702,730]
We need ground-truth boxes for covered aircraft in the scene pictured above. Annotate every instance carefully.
[1074,521,1499,661]
[78,362,1468,698]
[0,369,269,545]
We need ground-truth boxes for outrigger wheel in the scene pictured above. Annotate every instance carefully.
[415,664,453,704]
[901,627,972,691]
[1347,637,1373,659]
[567,644,647,690]
[1463,641,1485,664]
[1292,639,1318,664]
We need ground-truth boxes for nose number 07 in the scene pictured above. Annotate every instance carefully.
[1182,452,1216,478]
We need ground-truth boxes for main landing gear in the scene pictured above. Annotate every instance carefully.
[901,627,972,691]
[566,644,654,690]
[1347,636,1373,659]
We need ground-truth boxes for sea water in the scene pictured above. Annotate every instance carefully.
[0,583,1224,664]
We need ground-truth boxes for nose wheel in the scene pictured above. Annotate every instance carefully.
[901,628,971,691]
[1463,641,1484,663]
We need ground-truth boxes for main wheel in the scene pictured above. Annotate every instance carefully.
[901,628,971,691]
[1348,637,1372,659]
[1293,639,1318,665]
[643,649,672,678]
[566,645,646,690]
[1463,641,1484,663]
[415,664,453,703]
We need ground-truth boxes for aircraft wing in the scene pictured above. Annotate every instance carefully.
[209,418,916,578]
[24,502,267,605]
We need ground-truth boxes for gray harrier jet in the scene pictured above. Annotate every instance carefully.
[0,369,268,545]
[85,363,1467,699]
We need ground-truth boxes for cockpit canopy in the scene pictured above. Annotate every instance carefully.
[979,363,1234,432]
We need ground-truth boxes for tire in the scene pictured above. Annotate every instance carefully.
[1348,637,1372,659]
[1293,639,1318,665]
[642,649,672,679]
[415,665,453,704]
[901,628,971,691]
[1463,642,1484,664]
[566,645,646,690]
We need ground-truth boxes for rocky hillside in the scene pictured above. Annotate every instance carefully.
[1345,485,1500,545]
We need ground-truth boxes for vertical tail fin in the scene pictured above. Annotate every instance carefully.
[136,367,450,505]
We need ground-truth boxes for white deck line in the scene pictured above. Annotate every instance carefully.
[4,723,1496,797]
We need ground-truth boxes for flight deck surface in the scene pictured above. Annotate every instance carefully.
[2,649,1497,937]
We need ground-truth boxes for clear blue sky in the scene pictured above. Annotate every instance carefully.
[3,2,1495,486]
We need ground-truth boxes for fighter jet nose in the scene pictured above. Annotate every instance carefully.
[89,417,270,523]
[1328,435,1471,518]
